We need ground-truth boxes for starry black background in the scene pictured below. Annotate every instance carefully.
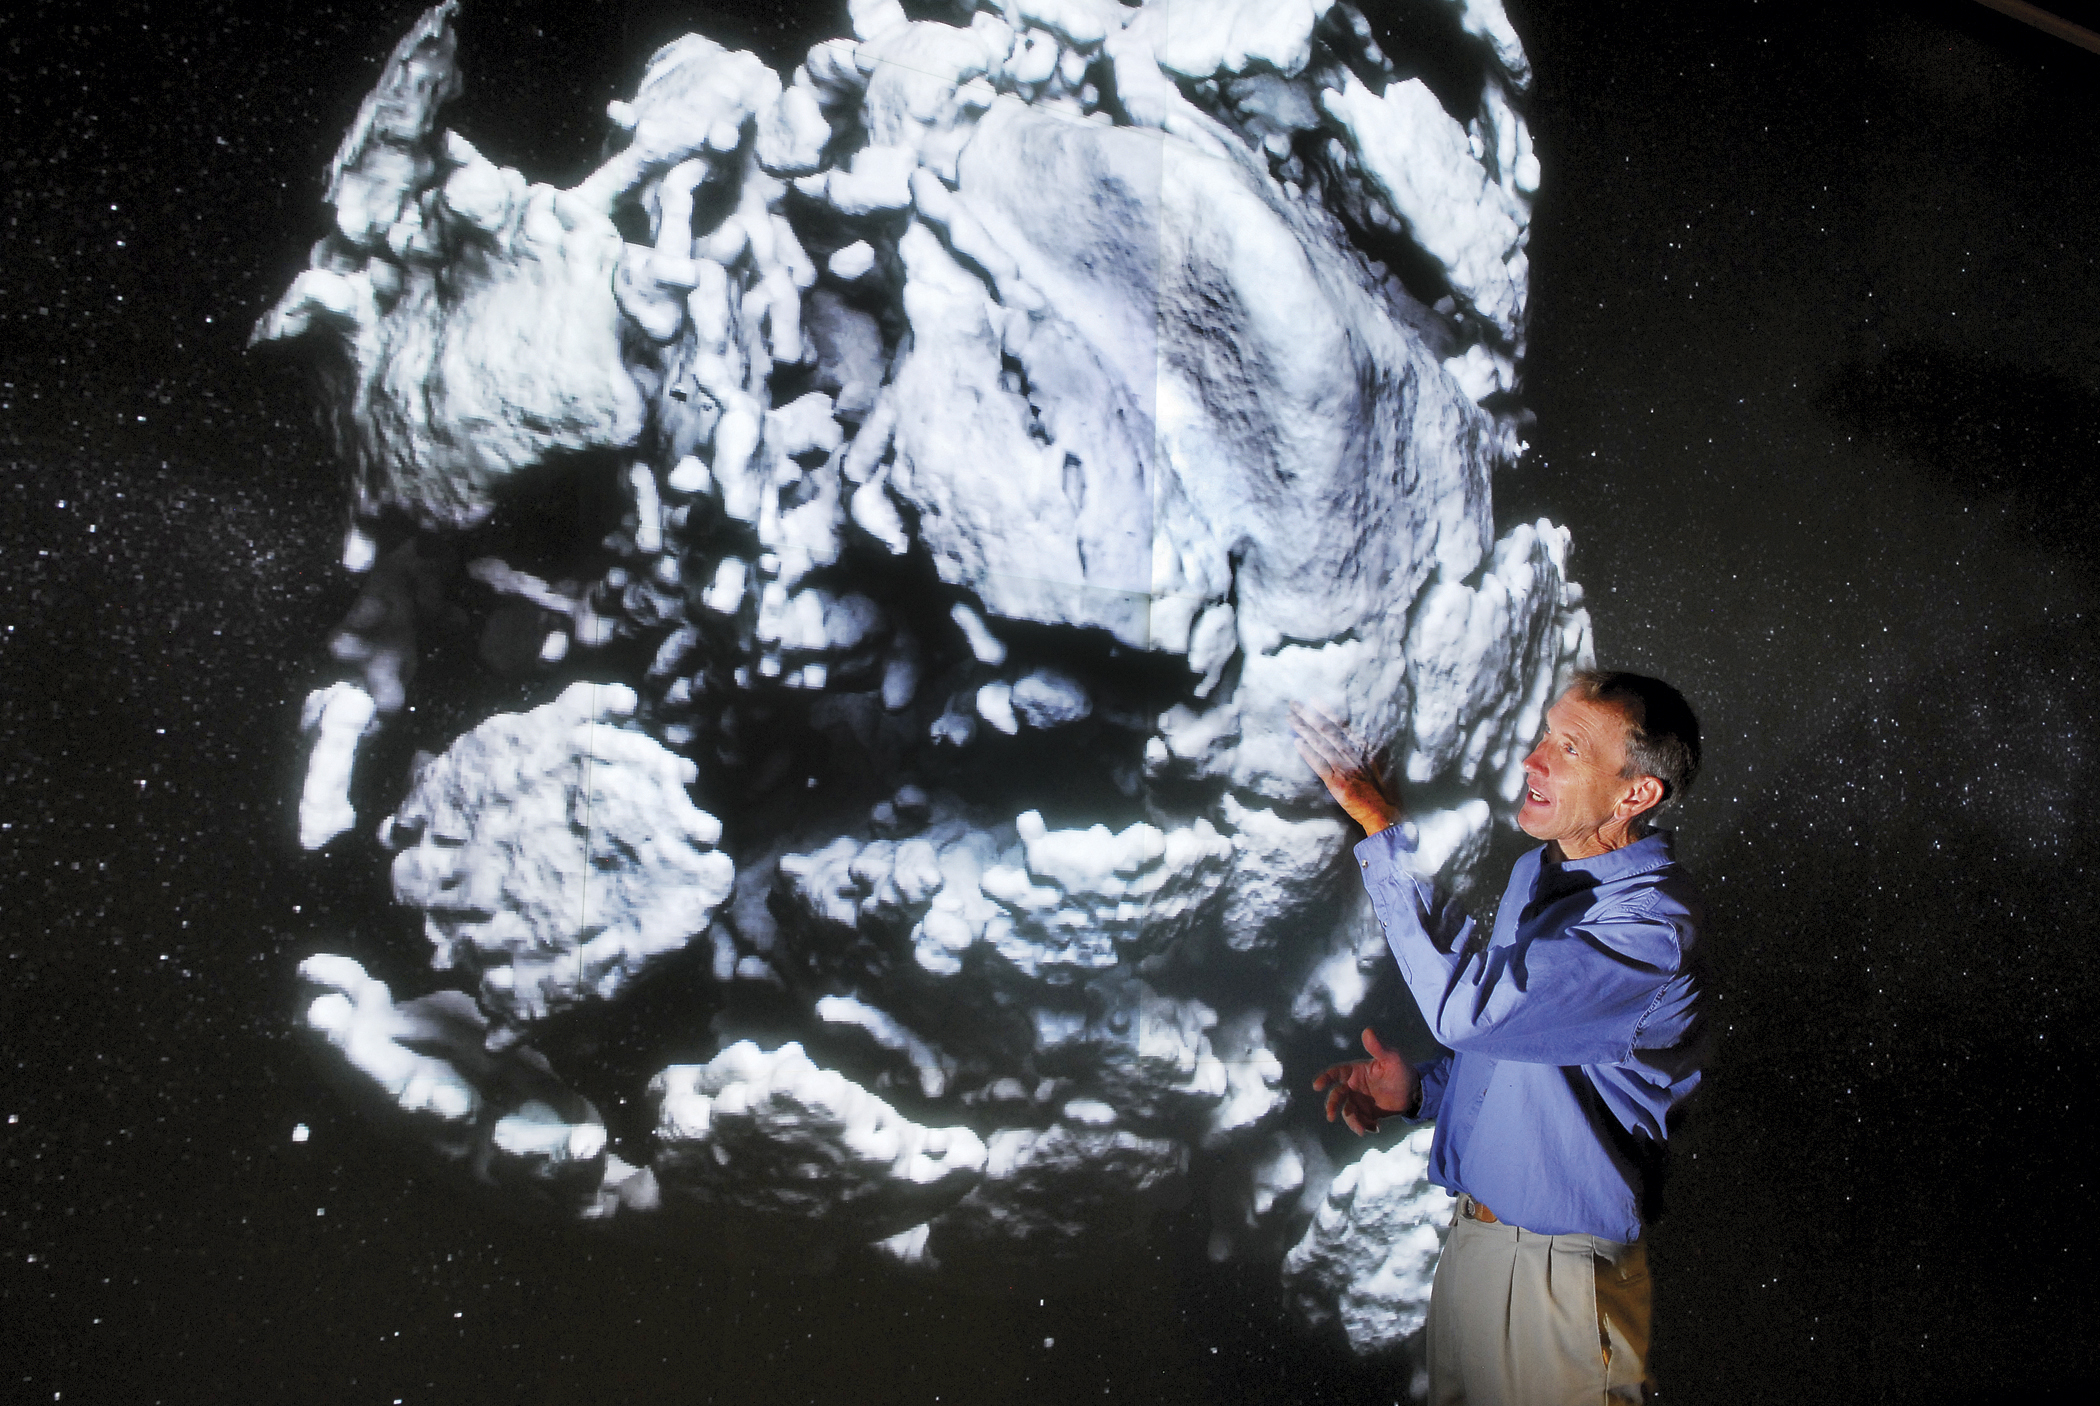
[4,2,2098,1404]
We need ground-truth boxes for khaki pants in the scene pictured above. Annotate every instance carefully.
[1424,1210,1654,1405]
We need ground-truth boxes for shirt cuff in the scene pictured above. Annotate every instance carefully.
[1353,819,1419,871]
[1410,1052,1451,1123]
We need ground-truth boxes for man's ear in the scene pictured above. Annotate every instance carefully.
[1617,775,1666,819]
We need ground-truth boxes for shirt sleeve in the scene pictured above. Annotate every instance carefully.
[1356,829,1697,1067]
[1354,823,1476,961]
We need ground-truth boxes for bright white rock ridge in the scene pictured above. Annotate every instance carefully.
[262,0,1589,1357]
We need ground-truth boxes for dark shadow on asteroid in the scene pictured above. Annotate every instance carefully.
[1348,0,1497,124]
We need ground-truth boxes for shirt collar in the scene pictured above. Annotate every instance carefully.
[1537,829,1677,897]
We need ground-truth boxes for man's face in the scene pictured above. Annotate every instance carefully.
[1517,690,1647,856]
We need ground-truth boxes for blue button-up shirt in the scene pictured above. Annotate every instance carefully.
[1355,824,1706,1243]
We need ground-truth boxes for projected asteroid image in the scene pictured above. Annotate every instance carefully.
[261,0,1586,1353]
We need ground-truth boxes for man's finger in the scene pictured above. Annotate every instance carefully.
[1291,703,1370,770]
[1316,1062,1359,1092]
[1361,1027,1391,1060]
[1292,700,1351,740]
[1295,732,1369,795]
[1287,705,1349,756]
[1289,717,1348,769]
[1294,737,1338,784]
[1297,718,1362,770]
[1296,728,1378,797]
[1327,1082,1360,1133]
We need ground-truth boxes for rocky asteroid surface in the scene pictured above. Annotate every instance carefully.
[264,0,1585,1359]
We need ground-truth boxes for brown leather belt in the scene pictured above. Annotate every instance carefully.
[1456,1192,1500,1224]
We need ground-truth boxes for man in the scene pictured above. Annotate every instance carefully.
[1291,670,1706,1405]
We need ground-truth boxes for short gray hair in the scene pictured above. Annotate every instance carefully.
[1565,669,1702,816]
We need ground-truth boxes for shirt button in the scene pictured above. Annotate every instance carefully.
[1360,859,1368,868]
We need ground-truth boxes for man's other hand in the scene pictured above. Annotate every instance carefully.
[1289,702,1400,835]
[1312,1028,1419,1136]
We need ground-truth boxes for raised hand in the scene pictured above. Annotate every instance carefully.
[1311,1028,1418,1136]
[1288,702,1400,835]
